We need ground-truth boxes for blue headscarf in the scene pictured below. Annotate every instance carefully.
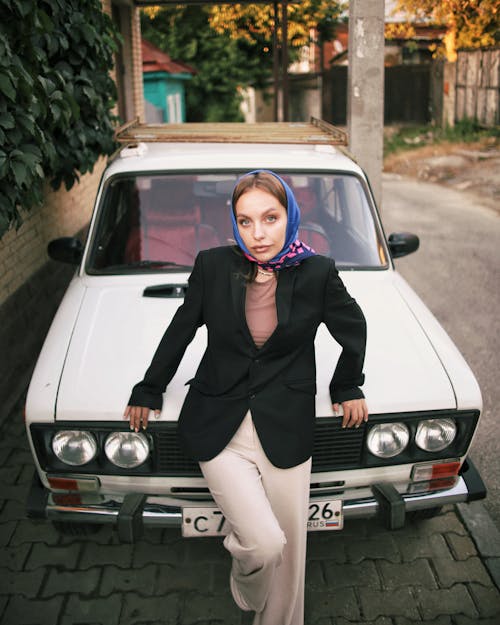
[231,170,316,271]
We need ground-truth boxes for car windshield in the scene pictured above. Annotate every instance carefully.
[86,172,388,273]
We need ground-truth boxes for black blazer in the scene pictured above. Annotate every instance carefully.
[129,246,366,469]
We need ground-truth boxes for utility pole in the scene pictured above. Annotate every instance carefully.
[347,0,385,208]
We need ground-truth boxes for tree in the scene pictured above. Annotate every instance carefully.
[388,0,499,59]
[208,1,343,48]
[141,2,344,122]
[142,5,268,122]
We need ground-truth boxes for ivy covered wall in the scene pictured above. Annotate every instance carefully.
[0,0,119,238]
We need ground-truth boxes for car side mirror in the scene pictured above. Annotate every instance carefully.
[388,232,419,258]
[47,237,84,265]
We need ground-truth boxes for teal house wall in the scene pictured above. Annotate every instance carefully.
[142,39,195,124]
[143,72,192,123]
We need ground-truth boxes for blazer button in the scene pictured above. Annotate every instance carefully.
[249,393,256,400]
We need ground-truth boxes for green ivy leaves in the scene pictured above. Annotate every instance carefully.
[0,0,119,237]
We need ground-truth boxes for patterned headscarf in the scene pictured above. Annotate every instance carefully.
[231,170,316,271]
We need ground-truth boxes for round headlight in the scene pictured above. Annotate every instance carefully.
[52,431,98,466]
[415,418,457,452]
[367,423,410,458]
[104,432,150,468]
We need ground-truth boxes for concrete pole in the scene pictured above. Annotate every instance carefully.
[347,0,385,209]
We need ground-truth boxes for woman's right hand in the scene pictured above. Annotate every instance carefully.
[124,405,160,432]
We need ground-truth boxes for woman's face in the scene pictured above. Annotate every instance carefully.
[234,188,287,262]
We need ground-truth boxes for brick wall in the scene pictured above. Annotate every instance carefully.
[0,1,145,421]
[0,159,106,420]
[0,159,106,307]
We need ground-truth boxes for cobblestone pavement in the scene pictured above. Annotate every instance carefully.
[1,397,500,625]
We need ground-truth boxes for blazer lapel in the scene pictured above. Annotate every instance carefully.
[230,259,255,347]
[275,266,296,328]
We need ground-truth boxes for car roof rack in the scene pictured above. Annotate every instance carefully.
[114,117,348,147]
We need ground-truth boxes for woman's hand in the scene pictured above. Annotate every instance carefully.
[333,398,368,429]
[124,405,160,432]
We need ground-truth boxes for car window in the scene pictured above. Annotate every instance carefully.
[86,172,387,273]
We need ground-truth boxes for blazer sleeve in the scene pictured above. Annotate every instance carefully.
[128,251,205,410]
[323,259,367,404]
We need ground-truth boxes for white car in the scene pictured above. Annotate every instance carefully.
[25,120,485,541]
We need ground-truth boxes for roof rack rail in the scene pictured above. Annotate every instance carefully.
[114,117,348,146]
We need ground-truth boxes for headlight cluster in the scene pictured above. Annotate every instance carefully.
[367,418,457,459]
[52,430,150,468]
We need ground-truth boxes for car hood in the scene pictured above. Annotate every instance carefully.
[55,272,456,422]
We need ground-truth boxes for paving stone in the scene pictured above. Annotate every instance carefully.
[395,533,454,562]
[453,618,500,625]
[0,521,16,547]
[0,567,45,598]
[394,617,452,625]
[347,535,401,564]
[42,568,101,598]
[157,562,212,593]
[1,595,64,625]
[0,596,7,620]
[140,527,167,544]
[0,446,11,466]
[402,511,467,538]
[0,499,26,522]
[25,542,81,570]
[182,591,241,623]
[9,519,59,546]
[445,533,478,560]
[2,543,30,570]
[120,592,181,624]
[133,538,186,567]
[358,587,420,620]
[17,464,36,485]
[485,557,500,589]
[378,559,438,589]
[305,560,326,589]
[307,533,347,563]
[100,564,156,596]
[57,524,115,545]
[0,486,27,507]
[305,588,360,620]
[467,583,500,617]
[63,593,122,625]
[431,556,493,587]
[413,585,478,619]
[323,560,381,589]
[336,619,393,625]
[0,465,22,484]
[457,501,500,558]
[185,535,228,563]
[79,541,133,569]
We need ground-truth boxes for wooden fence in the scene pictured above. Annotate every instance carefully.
[455,48,499,126]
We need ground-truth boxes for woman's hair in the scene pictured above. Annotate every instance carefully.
[232,171,287,214]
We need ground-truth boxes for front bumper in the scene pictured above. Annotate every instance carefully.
[27,458,486,542]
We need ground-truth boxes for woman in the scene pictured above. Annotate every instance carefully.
[125,170,368,625]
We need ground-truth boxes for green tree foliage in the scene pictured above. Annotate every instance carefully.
[0,0,118,237]
[142,5,273,122]
[389,0,499,58]
[141,2,344,122]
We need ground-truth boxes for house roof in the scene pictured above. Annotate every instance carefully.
[142,39,196,75]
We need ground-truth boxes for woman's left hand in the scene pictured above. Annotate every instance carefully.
[333,398,369,429]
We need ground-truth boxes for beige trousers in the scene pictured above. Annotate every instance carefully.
[199,411,312,625]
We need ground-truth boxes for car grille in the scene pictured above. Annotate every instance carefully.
[153,419,365,476]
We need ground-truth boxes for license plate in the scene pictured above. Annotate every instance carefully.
[182,498,343,537]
